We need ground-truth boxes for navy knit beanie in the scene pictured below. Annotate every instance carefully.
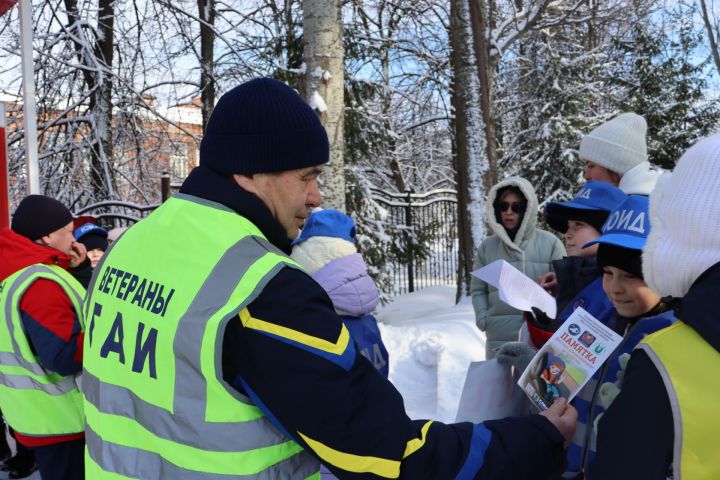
[12,195,73,241]
[200,78,329,174]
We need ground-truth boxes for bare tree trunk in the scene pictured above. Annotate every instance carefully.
[303,0,345,211]
[450,0,489,298]
[64,0,115,200]
[699,0,720,78]
[469,0,498,191]
[95,0,114,199]
[198,0,216,132]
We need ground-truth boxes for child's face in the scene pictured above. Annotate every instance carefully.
[87,248,105,268]
[584,161,621,185]
[549,364,561,376]
[564,220,600,257]
[602,265,661,318]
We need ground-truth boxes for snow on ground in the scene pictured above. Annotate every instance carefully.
[376,285,486,423]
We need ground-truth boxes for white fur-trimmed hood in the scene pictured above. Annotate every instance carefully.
[485,176,539,251]
[618,161,664,195]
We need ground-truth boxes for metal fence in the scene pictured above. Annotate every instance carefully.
[370,188,458,295]
[73,181,460,297]
[74,200,160,229]
[73,174,175,229]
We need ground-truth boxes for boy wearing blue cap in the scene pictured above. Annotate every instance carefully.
[520,182,626,348]
[563,195,675,478]
[73,222,108,269]
[591,133,720,479]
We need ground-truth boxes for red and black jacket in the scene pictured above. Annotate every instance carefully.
[0,228,84,447]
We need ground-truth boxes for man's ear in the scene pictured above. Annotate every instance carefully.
[36,235,50,247]
[232,173,257,193]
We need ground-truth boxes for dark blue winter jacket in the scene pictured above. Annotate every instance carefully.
[181,165,568,480]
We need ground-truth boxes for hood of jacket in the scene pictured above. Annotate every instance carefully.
[0,228,71,282]
[618,161,664,195]
[312,253,379,317]
[485,176,539,251]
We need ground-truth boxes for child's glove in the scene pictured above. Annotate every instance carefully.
[525,307,562,349]
[596,353,631,410]
[496,341,537,372]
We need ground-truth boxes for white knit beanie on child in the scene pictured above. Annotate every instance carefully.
[291,236,357,275]
[580,112,648,175]
[643,132,720,298]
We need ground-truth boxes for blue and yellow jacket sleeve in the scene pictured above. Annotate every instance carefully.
[222,267,566,480]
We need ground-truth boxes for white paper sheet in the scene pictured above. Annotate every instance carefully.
[472,259,557,319]
[455,359,527,423]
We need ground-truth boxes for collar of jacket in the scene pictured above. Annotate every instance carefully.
[675,261,720,353]
[179,165,293,254]
[612,300,670,336]
[553,255,599,312]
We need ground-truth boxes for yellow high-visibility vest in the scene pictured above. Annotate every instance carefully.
[638,321,720,479]
[83,194,319,479]
[0,264,84,436]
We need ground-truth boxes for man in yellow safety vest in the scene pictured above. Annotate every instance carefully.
[82,77,577,480]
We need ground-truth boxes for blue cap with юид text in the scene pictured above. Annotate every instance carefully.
[582,195,650,251]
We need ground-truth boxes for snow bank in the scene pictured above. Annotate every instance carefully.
[377,286,486,423]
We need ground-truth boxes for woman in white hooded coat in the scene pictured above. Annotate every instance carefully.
[471,177,566,359]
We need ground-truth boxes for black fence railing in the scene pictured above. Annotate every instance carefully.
[72,181,459,298]
[370,188,458,295]
[74,200,160,229]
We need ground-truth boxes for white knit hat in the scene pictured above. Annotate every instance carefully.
[580,113,648,175]
[643,132,720,298]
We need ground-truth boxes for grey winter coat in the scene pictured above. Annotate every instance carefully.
[470,177,566,359]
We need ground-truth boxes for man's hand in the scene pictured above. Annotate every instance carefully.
[537,272,557,296]
[540,398,577,447]
[69,241,87,268]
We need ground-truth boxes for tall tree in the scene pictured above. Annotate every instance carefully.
[303,0,345,211]
[198,0,216,131]
[698,0,720,78]
[64,0,116,199]
[450,0,487,296]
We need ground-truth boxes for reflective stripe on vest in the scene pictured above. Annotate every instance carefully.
[637,321,720,480]
[0,264,85,435]
[83,194,319,479]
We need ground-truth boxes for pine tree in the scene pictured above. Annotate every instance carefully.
[499,26,608,205]
[611,8,720,169]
